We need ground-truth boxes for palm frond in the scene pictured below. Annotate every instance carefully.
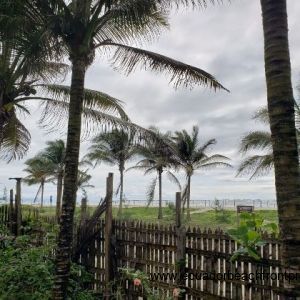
[115,181,121,197]
[166,170,182,190]
[146,176,157,206]
[252,107,269,124]
[157,0,227,10]
[239,131,272,153]
[236,154,274,180]
[95,0,169,45]
[0,111,31,162]
[106,43,229,91]
[40,84,129,121]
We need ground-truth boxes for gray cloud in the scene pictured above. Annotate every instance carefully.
[1,1,300,204]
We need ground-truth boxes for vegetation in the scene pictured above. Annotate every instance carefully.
[23,156,55,208]
[129,127,180,219]
[0,0,299,297]
[85,129,136,216]
[237,105,300,179]
[228,212,278,261]
[0,221,94,300]
[172,126,231,221]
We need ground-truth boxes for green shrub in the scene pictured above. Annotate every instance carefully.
[0,229,94,299]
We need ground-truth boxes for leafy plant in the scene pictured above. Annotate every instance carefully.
[228,212,278,261]
[0,225,94,300]
[212,198,230,223]
[115,268,174,300]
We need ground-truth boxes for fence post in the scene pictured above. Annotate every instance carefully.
[9,189,14,233]
[80,197,88,224]
[175,192,186,299]
[15,179,22,236]
[105,173,114,299]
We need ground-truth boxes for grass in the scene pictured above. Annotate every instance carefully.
[113,206,278,230]
[20,205,278,231]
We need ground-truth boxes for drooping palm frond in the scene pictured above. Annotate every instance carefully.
[0,111,31,162]
[239,131,272,153]
[106,43,229,91]
[39,84,129,121]
[195,154,232,169]
[166,170,181,190]
[146,176,158,205]
[37,98,132,139]
[236,154,274,179]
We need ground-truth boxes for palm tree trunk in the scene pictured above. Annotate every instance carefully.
[118,166,124,216]
[261,0,300,295]
[187,175,191,221]
[158,169,163,219]
[56,172,63,219]
[52,58,86,300]
[41,180,44,208]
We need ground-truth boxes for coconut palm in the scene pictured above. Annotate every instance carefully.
[77,169,94,199]
[129,127,180,219]
[0,1,130,162]
[237,104,300,179]
[260,0,300,292]
[237,109,273,179]
[85,129,136,216]
[39,140,66,218]
[23,156,55,207]
[173,126,231,220]
[23,1,228,295]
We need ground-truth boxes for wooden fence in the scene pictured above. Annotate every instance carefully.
[74,218,286,300]
[0,175,291,299]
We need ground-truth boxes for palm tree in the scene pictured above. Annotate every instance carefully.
[237,105,300,179]
[23,156,54,207]
[24,1,228,296]
[77,169,94,199]
[85,129,136,216]
[237,109,273,179]
[39,140,66,218]
[260,0,300,293]
[173,126,231,220]
[0,1,130,162]
[129,127,180,219]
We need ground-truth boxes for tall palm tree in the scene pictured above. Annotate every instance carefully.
[23,156,55,207]
[0,1,130,162]
[129,127,180,219]
[24,1,228,296]
[260,0,300,293]
[85,129,136,216]
[173,126,231,220]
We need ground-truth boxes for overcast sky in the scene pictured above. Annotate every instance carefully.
[1,1,300,205]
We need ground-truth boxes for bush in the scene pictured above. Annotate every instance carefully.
[0,227,94,299]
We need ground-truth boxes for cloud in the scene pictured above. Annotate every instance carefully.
[1,1,300,205]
